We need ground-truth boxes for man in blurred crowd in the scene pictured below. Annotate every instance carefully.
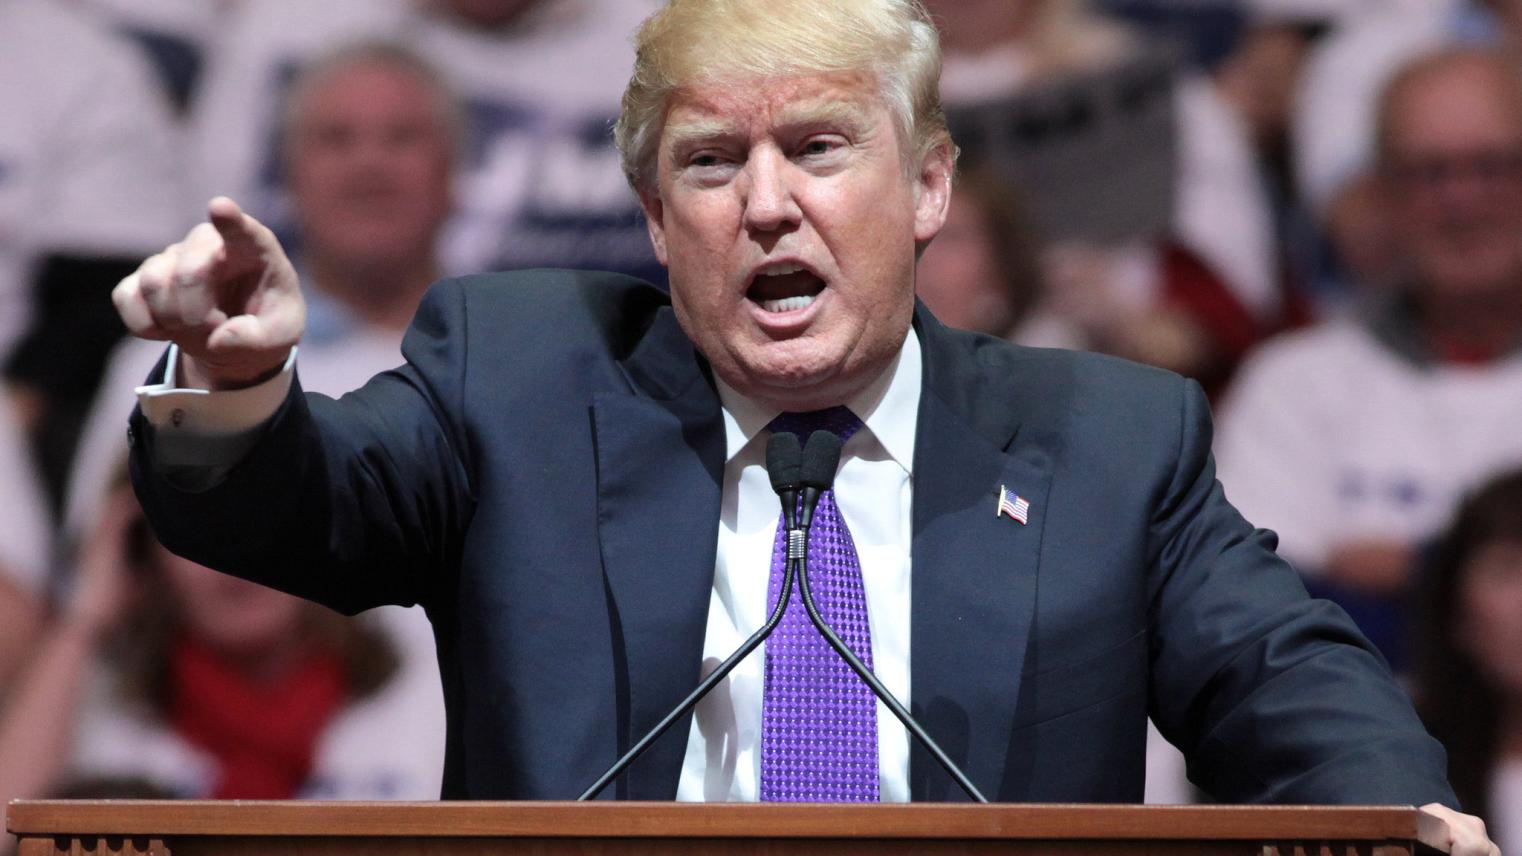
[191,0,658,283]
[66,43,455,799]
[72,43,455,536]
[1218,47,1522,666]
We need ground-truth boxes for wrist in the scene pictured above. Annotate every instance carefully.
[178,351,290,391]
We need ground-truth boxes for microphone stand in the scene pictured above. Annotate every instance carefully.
[790,430,988,803]
[578,434,804,800]
[580,430,988,803]
[576,553,799,800]
[792,531,988,802]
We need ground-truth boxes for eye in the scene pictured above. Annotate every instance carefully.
[678,148,740,185]
[799,137,840,157]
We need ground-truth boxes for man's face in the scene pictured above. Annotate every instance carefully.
[1382,62,1522,299]
[642,72,951,410]
[287,62,454,276]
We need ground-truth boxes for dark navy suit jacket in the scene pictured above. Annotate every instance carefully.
[130,270,1456,805]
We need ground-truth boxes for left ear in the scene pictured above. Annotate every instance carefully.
[639,186,669,266]
[912,141,954,244]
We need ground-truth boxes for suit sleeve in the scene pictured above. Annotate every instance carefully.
[128,278,476,616]
[1144,376,1456,807]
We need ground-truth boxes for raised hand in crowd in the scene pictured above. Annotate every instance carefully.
[0,487,142,811]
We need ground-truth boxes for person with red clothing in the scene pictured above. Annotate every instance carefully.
[0,481,432,815]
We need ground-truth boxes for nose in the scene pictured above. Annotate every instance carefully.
[741,147,801,234]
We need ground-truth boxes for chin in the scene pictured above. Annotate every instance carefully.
[1432,265,1521,297]
[744,339,842,381]
[739,354,875,412]
[736,365,834,401]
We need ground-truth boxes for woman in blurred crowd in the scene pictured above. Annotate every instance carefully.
[0,482,440,810]
[914,166,1083,348]
[1415,470,1522,851]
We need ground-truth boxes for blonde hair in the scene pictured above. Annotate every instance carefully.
[615,0,953,191]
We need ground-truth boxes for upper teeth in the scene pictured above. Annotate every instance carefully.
[758,262,804,276]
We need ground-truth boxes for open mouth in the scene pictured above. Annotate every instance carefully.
[746,262,827,313]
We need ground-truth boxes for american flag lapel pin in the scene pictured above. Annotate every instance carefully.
[996,485,1031,525]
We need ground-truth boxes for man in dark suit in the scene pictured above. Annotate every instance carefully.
[113,0,1494,850]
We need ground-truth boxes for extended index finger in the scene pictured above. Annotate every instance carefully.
[207,195,261,250]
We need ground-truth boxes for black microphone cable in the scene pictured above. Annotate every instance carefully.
[791,430,988,803]
[580,429,988,803]
[578,432,805,800]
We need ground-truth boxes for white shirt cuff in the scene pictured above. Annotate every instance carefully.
[135,345,296,471]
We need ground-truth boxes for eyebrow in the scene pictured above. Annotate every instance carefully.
[774,99,873,134]
[662,98,877,157]
[663,117,744,155]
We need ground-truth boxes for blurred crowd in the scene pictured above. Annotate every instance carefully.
[0,0,1519,848]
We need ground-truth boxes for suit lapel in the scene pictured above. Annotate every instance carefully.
[909,310,1053,801]
[592,308,725,800]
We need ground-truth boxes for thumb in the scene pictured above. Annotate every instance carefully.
[204,314,280,355]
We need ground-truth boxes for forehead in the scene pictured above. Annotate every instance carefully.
[660,71,886,143]
[1387,62,1522,152]
[297,63,441,124]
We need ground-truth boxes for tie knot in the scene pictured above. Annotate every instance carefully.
[768,406,864,443]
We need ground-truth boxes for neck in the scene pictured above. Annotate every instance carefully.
[1502,699,1522,758]
[308,253,438,333]
[1421,283,1522,359]
[196,630,312,686]
[742,351,900,415]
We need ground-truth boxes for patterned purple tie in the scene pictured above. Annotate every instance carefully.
[760,407,879,802]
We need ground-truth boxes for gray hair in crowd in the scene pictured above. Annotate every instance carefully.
[277,40,468,167]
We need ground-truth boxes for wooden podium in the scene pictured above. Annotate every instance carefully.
[6,801,1446,855]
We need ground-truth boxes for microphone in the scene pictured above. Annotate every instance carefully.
[768,430,802,530]
[578,432,806,800]
[796,429,837,530]
[790,429,989,803]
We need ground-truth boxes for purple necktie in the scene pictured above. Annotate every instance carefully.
[760,407,879,802]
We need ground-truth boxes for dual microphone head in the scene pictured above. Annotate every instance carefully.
[767,430,842,531]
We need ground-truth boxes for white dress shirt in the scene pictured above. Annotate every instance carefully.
[677,332,920,802]
[138,331,922,802]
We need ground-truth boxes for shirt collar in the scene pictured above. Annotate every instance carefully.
[715,329,922,474]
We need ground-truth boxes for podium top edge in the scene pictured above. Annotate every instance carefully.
[6,801,1422,841]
